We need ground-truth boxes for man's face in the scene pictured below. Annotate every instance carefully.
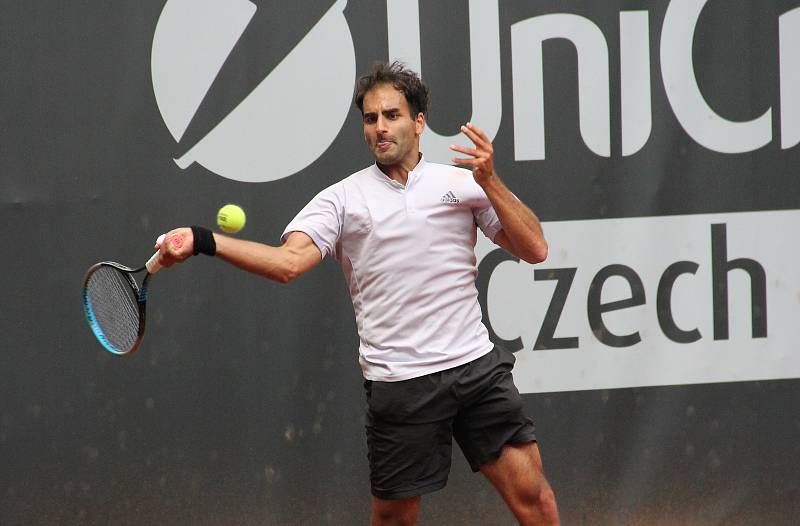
[362,84,425,167]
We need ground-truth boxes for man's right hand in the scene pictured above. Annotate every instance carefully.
[155,227,196,268]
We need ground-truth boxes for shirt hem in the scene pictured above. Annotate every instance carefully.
[361,344,494,382]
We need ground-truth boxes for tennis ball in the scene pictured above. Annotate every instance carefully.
[217,204,246,233]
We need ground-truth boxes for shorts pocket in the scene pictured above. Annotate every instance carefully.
[495,344,516,368]
[367,376,435,422]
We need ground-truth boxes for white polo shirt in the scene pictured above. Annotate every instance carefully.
[282,157,502,381]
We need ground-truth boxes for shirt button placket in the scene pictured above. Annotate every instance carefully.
[406,172,416,214]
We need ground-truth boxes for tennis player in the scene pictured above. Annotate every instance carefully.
[157,62,559,526]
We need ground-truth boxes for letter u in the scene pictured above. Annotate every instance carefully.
[386,0,502,163]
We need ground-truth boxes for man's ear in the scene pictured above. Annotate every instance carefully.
[415,112,425,136]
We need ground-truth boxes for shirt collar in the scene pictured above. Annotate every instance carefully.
[371,154,427,189]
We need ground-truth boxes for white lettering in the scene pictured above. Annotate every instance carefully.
[660,0,772,153]
[387,0,501,164]
[780,7,800,149]
[477,210,799,393]
[620,11,652,156]
[511,14,610,160]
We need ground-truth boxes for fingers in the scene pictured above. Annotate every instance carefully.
[451,156,479,167]
[449,144,480,157]
[156,228,194,267]
[166,230,191,257]
[449,122,493,161]
[450,143,481,167]
[168,233,184,250]
[460,122,490,148]
[449,123,497,181]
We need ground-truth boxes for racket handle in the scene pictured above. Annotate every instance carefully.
[146,233,166,274]
[146,251,162,274]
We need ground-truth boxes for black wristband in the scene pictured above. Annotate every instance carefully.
[191,226,216,256]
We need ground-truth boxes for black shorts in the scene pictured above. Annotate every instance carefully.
[364,345,537,500]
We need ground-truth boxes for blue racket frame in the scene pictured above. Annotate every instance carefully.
[82,261,151,356]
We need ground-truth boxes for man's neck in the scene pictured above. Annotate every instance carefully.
[377,152,422,186]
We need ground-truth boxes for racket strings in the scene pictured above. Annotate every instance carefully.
[85,266,141,353]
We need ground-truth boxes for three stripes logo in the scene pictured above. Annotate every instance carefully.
[441,191,460,204]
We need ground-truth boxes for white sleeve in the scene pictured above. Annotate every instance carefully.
[471,187,503,241]
[281,184,344,260]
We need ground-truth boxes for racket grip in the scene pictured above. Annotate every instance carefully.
[146,233,166,274]
[146,251,162,274]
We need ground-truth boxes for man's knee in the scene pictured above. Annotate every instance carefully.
[532,484,559,518]
[371,496,421,526]
[515,481,559,525]
[501,444,559,524]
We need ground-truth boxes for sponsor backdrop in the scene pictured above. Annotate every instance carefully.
[2,0,799,524]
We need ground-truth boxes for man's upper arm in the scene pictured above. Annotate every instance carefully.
[281,183,344,259]
[284,231,324,277]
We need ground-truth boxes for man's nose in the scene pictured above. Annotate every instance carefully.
[375,115,388,132]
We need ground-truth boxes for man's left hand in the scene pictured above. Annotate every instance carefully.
[450,122,497,186]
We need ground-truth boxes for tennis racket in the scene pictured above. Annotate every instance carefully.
[82,234,165,355]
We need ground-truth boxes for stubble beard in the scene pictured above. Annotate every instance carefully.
[371,140,401,166]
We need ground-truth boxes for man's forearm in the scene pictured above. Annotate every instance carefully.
[157,228,321,283]
[478,174,548,263]
[214,235,302,283]
[449,122,547,263]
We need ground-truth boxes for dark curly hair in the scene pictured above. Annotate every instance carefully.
[354,61,430,118]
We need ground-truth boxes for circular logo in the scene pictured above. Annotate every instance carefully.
[151,0,355,182]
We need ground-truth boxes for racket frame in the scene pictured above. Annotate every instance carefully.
[82,261,152,356]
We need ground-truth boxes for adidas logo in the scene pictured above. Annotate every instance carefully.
[441,191,460,204]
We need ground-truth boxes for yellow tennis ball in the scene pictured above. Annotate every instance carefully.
[217,204,246,233]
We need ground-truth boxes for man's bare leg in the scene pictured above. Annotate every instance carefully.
[480,442,560,525]
[371,495,421,526]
